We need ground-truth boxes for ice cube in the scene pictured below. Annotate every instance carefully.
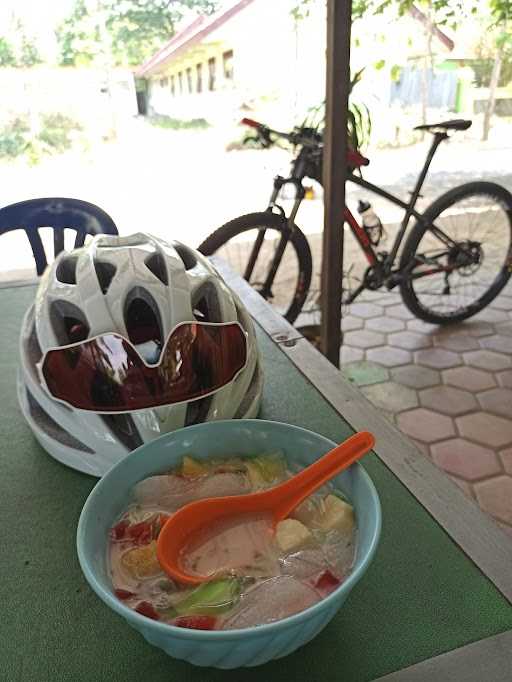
[223,576,319,629]
[198,472,249,499]
[322,528,356,577]
[279,548,327,580]
[134,472,249,511]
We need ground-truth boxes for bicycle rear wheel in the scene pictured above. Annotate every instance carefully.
[400,181,512,324]
[198,212,312,323]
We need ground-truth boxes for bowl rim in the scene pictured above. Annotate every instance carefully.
[77,419,382,640]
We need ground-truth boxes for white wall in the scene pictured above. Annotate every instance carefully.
[147,0,327,125]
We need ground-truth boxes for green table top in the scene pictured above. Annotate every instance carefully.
[2,285,512,682]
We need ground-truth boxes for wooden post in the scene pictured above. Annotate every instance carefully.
[320,0,352,366]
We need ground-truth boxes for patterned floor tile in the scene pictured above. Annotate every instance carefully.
[334,287,512,530]
[419,386,477,416]
[415,348,461,369]
[344,329,386,349]
[342,361,389,387]
[349,302,383,319]
[397,408,455,443]
[500,448,512,474]
[340,346,364,365]
[388,331,432,350]
[406,318,438,334]
[473,308,509,323]
[366,347,411,367]
[497,370,512,388]
[456,412,512,448]
[477,388,512,418]
[462,321,495,337]
[433,335,480,352]
[463,349,511,371]
[479,335,512,354]
[361,381,418,413]
[495,321,512,336]
[366,317,405,333]
[386,304,415,320]
[489,295,512,311]
[474,476,512,525]
[431,439,500,480]
[391,364,441,388]
[341,316,365,332]
[442,366,496,392]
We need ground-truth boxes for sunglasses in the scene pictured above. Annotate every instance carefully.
[38,321,248,413]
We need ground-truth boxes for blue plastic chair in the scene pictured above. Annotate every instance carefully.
[0,197,119,275]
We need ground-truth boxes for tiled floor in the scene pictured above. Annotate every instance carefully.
[328,285,512,538]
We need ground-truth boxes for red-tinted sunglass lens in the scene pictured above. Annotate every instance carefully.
[42,323,247,412]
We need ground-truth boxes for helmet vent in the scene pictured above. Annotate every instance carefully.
[173,242,197,271]
[191,282,221,323]
[94,260,117,294]
[145,252,168,285]
[100,414,143,451]
[25,319,43,383]
[26,388,93,453]
[50,300,90,345]
[56,257,78,285]
[185,395,213,426]
[124,288,163,352]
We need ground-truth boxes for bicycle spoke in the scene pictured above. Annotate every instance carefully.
[408,190,511,319]
[213,226,300,315]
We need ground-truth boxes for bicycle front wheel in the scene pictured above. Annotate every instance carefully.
[400,181,512,324]
[198,212,312,323]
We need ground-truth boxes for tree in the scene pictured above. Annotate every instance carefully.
[56,0,217,67]
[0,37,17,67]
[56,0,101,66]
[482,0,512,140]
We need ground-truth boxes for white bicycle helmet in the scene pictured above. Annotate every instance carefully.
[18,233,263,477]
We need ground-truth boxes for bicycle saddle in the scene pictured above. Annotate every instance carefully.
[414,119,472,132]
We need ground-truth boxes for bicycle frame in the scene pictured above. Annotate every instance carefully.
[249,130,461,303]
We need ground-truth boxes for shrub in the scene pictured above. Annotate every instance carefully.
[149,115,210,130]
[38,113,82,153]
[0,117,30,159]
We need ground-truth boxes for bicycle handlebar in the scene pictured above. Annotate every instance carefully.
[240,118,319,148]
[239,118,369,168]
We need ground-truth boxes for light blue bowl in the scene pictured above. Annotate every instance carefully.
[77,420,381,669]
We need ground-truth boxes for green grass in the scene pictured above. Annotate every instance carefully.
[148,114,210,130]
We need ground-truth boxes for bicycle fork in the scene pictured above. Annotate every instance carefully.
[243,175,303,297]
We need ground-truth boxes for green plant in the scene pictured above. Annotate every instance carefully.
[302,68,372,150]
[38,113,82,153]
[0,117,29,159]
[0,113,83,162]
[0,37,16,66]
[148,115,210,130]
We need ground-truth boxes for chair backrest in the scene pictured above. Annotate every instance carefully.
[0,197,119,275]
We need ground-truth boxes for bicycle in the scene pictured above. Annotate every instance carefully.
[198,117,512,325]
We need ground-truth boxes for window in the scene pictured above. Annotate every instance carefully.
[196,63,202,93]
[170,75,175,96]
[159,77,168,87]
[178,71,183,94]
[223,50,234,80]
[186,67,192,94]
[208,57,216,91]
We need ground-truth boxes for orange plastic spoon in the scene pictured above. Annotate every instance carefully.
[157,430,375,585]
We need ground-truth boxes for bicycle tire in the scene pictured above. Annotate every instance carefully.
[198,212,312,323]
[399,181,512,324]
